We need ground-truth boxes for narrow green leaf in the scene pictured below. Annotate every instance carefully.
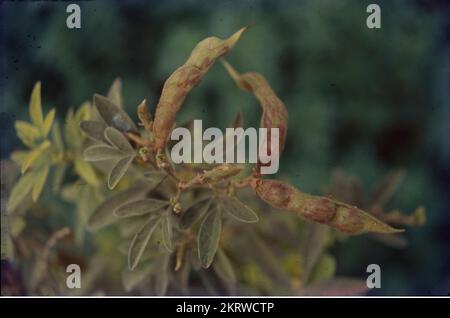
[11,150,29,166]
[299,223,330,282]
[143,170,167,182]
[115,199,168,217]
[155,255,169,296]
[32,164,50,202]
[7,171,36,213]
[51,121,64,152]
[88,181,150,230]
[74,157,99,187]
[94,94,138,133]
[161,211,173,252]
[128,216,161,270]
[10,217,26,237]
[220,195,259,223]
[108,155,134,189]
[52,163,67,192]
[178,255,191,292]
[189,248,201,271]
[104,126,135,154]
[198,207,222,268]
[64,109,79,150]
[212,248,236,287]
[107,78,123,108]
[61,183,79,202]
[15,121,41,147]
[118,215,150,238]
[309,253,336,284]
[122,263,155,292]
[83,145,125,162]
[42,108,56,137]
[75,101,91,123]
[21,140,50,174]
[65,102,91,151]
[179,197,212,230]
[80,120,107,143]
[29,81,44,128]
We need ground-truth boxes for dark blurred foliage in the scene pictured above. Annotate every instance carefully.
[1,0,449,295]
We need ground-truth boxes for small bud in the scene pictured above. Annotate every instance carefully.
[137,99,152,131]
[156,151,168,168]
[138,147,150,162]
[173,202,182,214]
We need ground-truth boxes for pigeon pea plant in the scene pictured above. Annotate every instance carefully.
[4,27,425,295]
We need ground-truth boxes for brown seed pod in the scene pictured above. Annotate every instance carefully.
[250,178,403,235]
[221,60,288,169]
[152,27,247,150]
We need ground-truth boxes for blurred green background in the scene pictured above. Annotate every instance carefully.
[1,0,449,295]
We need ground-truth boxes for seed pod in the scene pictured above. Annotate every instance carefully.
[250,178,403,235]
[222,60,288,163]
[152,27,247,150]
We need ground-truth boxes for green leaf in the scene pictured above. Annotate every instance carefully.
[118,215,150,238]
[189,248,201,271]
[107,78,123,108]
[10,217,26,237]
[94,94,138,133]
[64,109,79,150]
[213,249,236,286]
[122,263,155,292]
[115,198,168,217]
[198,207,222,268]
[108,156,134,189]
[83,145,125,162]
[74,157,99,187]
[29,81,44,128]
[51,121,64,152]
[32,164,50,202]
[161,211,173,252]
[154,255,169,296]
[79,120,107,143]
[52,163,67,192]
[15,121,41,147]
[7,171,36,213]
[128,216,161,270]
[88,181,150,230]
[179,197,212,230]
[75,102,91,123]
[299,223,330,282]
[143,171,167,183]
[42,108,56,137]
[65,103,91,151]
[309,254,336,284]
[11,150,29,166]
[104,127,135,154]
[21,140,51,173]
[220,195,259,223]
